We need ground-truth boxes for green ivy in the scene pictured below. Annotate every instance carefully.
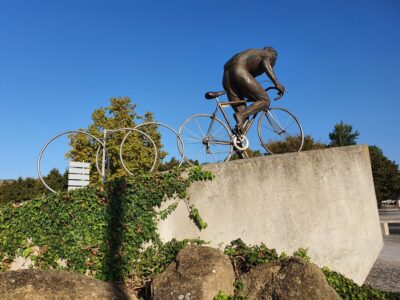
[186,165,213,230]
[214,291,234,300]
[224,239,279,274]
[188,166,215,182]
[323,267,399,300]
[293,247,311,262]
[0,167,211,292]
[188,205,208,230]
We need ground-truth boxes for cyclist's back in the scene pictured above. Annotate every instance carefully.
[224,48,271,77]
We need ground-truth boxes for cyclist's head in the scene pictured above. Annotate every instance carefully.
[264,46,277,65]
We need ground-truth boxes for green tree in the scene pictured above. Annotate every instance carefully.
[157,157,199,171]
[67,97,164,181]
[0,169,67,204]
[44,168,68,191]
[0,177,38,204]
[265,135,326,154]
[369,146,400,206]
[329,121,360,147]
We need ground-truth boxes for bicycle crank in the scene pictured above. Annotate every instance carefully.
[233,135,249,151]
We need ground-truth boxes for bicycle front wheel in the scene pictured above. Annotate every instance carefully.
[179,114,233,165]
[257,108,304,154]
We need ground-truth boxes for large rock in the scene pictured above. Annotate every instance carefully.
[151,245,235,300]
[237,257,340,300]
[0,269,137,300]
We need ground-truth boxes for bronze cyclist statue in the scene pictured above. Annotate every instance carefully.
[222,47,286,132]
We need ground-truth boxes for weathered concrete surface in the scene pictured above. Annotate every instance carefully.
[158,145,383,284]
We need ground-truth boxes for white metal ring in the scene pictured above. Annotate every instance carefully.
[37,130,106,193]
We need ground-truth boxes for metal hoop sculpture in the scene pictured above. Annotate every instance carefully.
[119,128,158,175]
[37,130,106,193]
[94,128,158,175]
[96,127,157,175]
[134,122,185,168]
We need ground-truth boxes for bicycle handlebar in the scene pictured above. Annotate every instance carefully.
[265,86,283,101]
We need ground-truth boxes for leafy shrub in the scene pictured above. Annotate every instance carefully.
[0,168,210,292]
[265,135,326,154]
[213,290,237,300]
[224,239,279,275]
[293,247,311,262]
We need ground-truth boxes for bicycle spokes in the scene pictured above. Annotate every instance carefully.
[179,114,233,164]
[258,108,304,154]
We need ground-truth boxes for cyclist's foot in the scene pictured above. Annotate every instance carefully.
[234,113,246,132]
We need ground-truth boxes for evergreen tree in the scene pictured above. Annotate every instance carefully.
[329,121,360,147]
[0,169,67,204]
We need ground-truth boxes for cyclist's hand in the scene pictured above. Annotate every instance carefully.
[274,83,286,100]
[276,83,286,95]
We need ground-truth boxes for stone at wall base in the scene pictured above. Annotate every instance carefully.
[0,269,137,300]
[151,245,235,300]
[238,257,340,300]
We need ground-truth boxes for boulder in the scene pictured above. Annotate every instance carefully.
[151,245,235,300]
[237,257,340,300]
[0,269,137,300]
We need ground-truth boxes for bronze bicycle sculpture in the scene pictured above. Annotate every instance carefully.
[178,86,304,165]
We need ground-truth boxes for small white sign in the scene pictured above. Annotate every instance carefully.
[68,161,90,191]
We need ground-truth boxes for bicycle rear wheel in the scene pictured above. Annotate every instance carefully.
[257,107,304,154]
[178,114,233,165]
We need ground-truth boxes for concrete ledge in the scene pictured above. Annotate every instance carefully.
[158,145,383,284]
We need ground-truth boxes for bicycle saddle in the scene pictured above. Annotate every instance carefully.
[205,91,226,99]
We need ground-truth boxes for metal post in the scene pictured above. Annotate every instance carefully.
[102,129,107,182]
[383,222,390,235]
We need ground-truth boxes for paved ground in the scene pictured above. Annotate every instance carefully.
[364,209,400,293]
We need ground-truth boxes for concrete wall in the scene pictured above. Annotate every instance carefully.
[158,145,383,284]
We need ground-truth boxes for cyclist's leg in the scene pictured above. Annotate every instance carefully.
[223,68,247,115]
[239,75,270,118]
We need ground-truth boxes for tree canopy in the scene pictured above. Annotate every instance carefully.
[264,135,326,154]
[67,97,165,181]
[0,169,67,204]
[328,121,360,147]
[369,145,400,206]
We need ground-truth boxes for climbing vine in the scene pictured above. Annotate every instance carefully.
[0,167,211,292]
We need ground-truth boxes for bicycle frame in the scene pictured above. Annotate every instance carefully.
[206,97,258,142]
[178,86,304,164]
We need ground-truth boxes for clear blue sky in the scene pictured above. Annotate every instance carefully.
[0,0,399,178]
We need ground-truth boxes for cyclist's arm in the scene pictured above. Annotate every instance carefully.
[262,58,286,96]
[262,57,279,86]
